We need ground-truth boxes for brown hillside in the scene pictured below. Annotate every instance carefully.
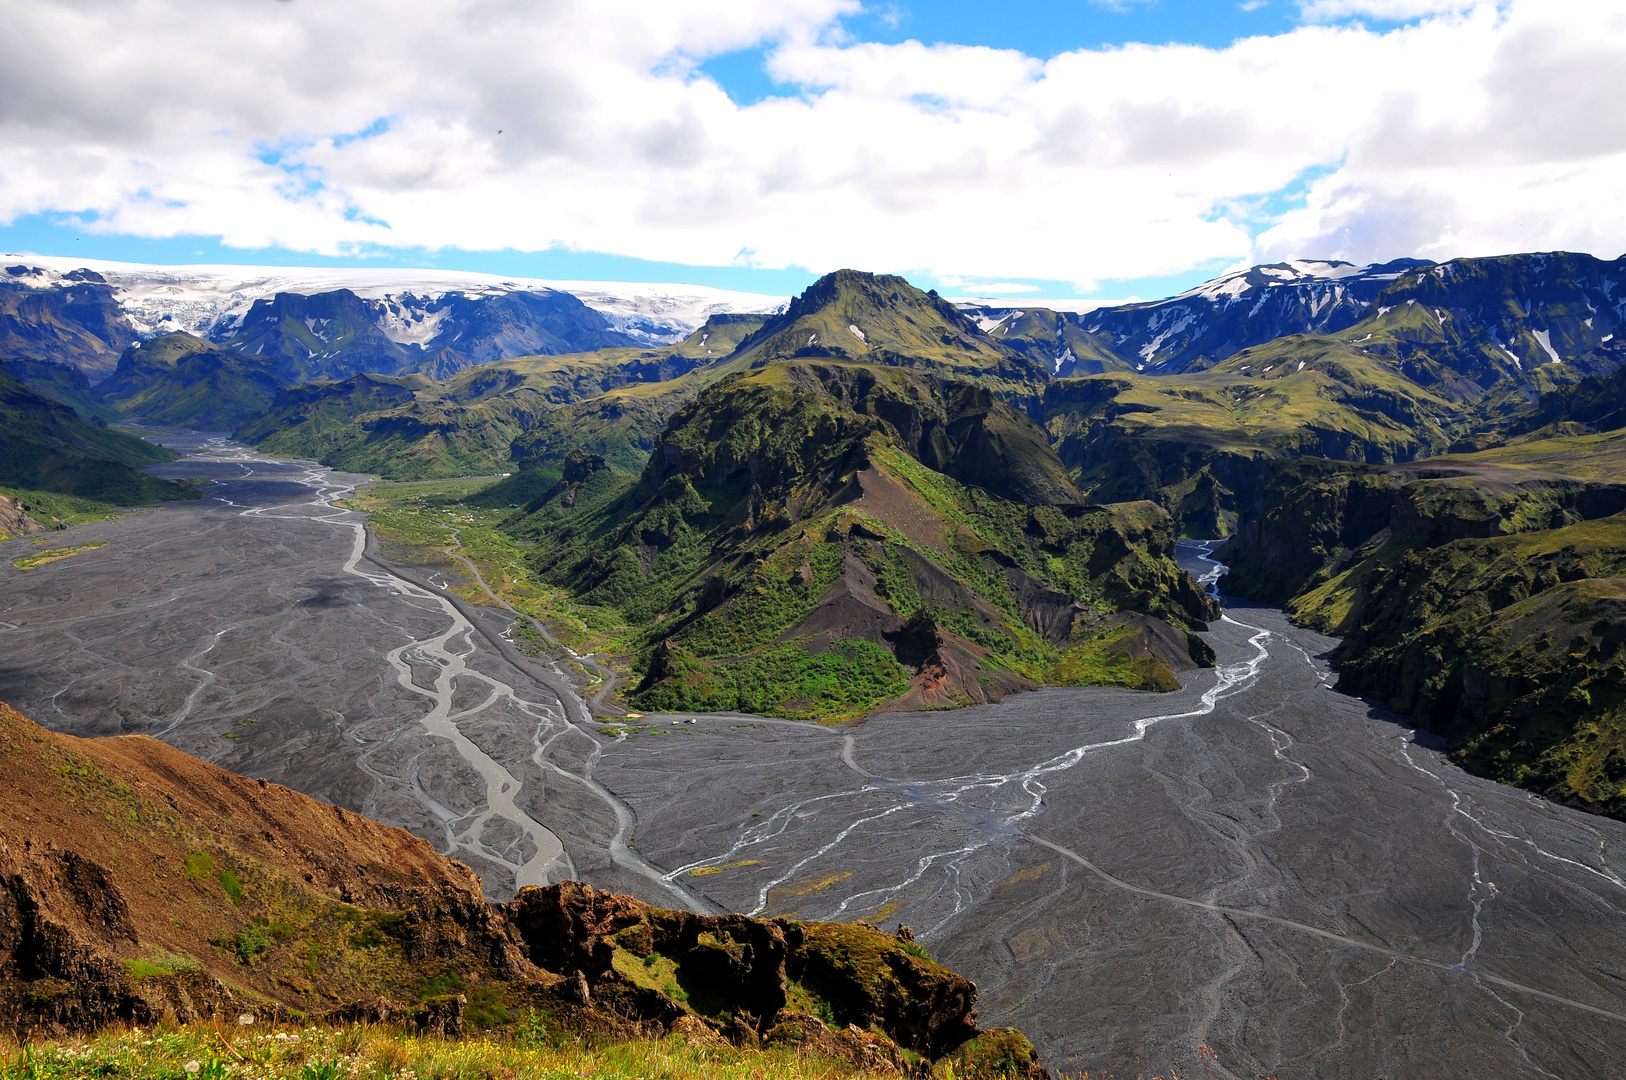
[0,700,525,1036]
[0,703,1045,1076]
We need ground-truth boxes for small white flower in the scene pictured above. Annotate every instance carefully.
[238,1014,256,1026]
[185,1062,201,1074]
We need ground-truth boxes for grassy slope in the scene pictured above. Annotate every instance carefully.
[3,1023,929,1080]
[709,271,1047,405]
[0,485,129,534]
[0,358,121,422]
[96,332,283,430]
[240,319,761,480]
[1042,281,1625,536]
[0,702,1044,1074]
[1439,427,1626,480]
[1044,340,1460,536]
[0,366,197,504]
[343,476,631,693]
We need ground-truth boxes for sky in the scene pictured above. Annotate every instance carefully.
[1,0,1622,301]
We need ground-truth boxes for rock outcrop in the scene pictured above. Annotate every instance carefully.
[0,703,1044,1074]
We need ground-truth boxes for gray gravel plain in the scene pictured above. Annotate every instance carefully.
[2,439,1623,1078]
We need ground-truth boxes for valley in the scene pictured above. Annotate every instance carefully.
[0,438,702,908]
[3,439,1624,1077]
[5,252,1626,1076]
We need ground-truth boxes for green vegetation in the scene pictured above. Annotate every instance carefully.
[121,954,199,982]
[1218,446,1626,819]
[11,542,106,571]
[1322,512,1626,819]
[1444,427,1626,481]
[1042,343,1462,537]
[0,486,129,529]
[344,475,628,666]
[0,358,120,423]
[95,331,281,429]
[687,859,763,877]
[0,1022,947,1080]
[493,357,1214,720]
[181,851,217,881]
[225,925,272,964]
[0,366,197,505]
[238,317,750,480]
[1050,619,1182,693]
[637,640,913,722]
[708,269,1047,403]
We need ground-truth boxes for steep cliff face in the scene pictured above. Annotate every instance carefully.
[0,273,137,380]
[1329,517,1626,821]
[94,332,283,429]
[0,700,518,1037]
[0,703,1044,1074]
[1213,459,1626,821]
[1218,466,1626,609]
[1041,352,1455,537]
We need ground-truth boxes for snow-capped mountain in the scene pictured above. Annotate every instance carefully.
[0,255,788,381]
[1066,258,1434,375]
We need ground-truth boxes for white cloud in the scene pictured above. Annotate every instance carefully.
[944,281,1043,293]
[0,0,1621,290]
[1298,0,1479,19]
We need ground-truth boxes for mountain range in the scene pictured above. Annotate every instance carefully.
[4,250,1625,822]
[0,257,789,381]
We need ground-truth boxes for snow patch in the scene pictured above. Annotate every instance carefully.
[1138,311,1194,361]
[378,301,453,346]
[1533,329,1562,364]
[848,324,866,342]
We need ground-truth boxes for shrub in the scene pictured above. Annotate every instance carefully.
[181,852,216,881]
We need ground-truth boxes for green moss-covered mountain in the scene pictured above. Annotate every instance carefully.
[712,270,1047,397]
[1216,381,1626,819]
[1332,510,1626,821]
[504,360,1216,719]
[1,356,121,422]
[235,316,767,479]
[0,365,197,504]
[93,331,283,429]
